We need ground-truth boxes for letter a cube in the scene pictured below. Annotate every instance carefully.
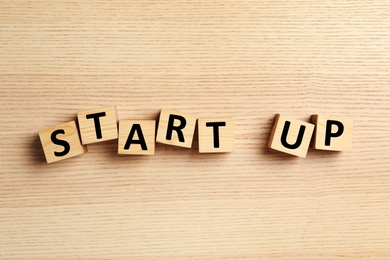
[118,120,156,155]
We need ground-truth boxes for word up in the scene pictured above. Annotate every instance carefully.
[38,107,235,163]
[268,114,353,158]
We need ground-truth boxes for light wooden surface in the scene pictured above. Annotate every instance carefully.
[1,1,390,259]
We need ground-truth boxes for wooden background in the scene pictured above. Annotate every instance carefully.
[1,1,390,259]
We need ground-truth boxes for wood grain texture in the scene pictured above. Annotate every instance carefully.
[1,0,390,259]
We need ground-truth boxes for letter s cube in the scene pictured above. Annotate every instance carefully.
[38,121,87,163]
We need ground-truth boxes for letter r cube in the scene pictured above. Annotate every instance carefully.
[156,109,197,148]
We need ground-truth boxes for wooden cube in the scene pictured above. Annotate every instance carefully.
[118,120,156,155]
[268,114,315,158]
[77,106,118,145]
[198,118,234,153]
[38,121,87,163]
[311,115,353,151]
[156,109,197,148]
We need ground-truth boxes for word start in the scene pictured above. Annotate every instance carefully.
[38,106,354,163]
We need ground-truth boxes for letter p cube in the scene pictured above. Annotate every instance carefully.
[311,115,353,151]
[77,106,118,145]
